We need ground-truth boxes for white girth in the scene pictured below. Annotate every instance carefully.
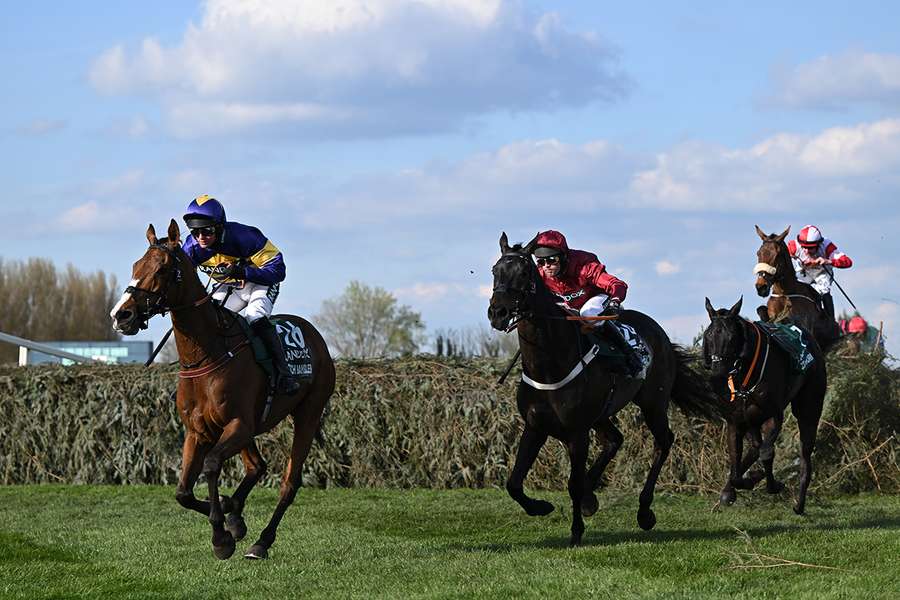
[521,345,601,391]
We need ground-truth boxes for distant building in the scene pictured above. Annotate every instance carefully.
[25,340,153,365]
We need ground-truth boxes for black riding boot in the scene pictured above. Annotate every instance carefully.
[822,293,835,322]
[251,318,301,395]
[602,322,643,377]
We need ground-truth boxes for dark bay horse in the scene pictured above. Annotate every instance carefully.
[487,233,720,546]
[111,220,336,559]
[702,297,825,514]
[753,225,841,348]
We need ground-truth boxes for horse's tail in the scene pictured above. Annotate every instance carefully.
[670,345,727,421]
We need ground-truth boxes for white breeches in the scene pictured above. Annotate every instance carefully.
[213,282,278,323]
[794,265,832,296]
[579,294,610,318]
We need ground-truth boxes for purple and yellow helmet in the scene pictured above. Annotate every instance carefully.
[183,195,226,229]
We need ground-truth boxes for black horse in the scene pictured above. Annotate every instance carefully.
[702,297,826,514]
[487,233,719,546]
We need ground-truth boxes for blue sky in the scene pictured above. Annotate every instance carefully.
[2,0,899,355]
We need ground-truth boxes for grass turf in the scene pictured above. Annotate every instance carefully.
[0,485,897,599]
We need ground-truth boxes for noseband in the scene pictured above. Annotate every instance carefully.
[492,253,539,331]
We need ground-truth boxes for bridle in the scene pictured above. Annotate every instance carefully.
[706,316,769,404]
[125,243,211,327]
[492,252,539,332]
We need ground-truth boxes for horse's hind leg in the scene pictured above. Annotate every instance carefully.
[581,419,624,517]
[792,409,819,515]
[636,403,674,531]
[245,400,324,560]
[221,441,267,542]
[506,425,554,517]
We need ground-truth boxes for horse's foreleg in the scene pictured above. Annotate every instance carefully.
[733,430,763,489]
[175,432,213,516]
[245,403,323,560]
[637,406,673,531]
[760,415,785,494]
[581,419,624,517]
[203,419,253,560]
[720,422,744,506]
[506,425,553,517]
[221,441,267,542]
[566,433,589,547]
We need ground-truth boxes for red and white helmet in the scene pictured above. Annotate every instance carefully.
[797,225,823,248]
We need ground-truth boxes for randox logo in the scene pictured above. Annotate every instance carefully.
[557,289,586,302]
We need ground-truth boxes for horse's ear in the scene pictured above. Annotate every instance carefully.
[755,225,767,241]
[522,233,539,255]
[146,224,158,246]
[499,232,510,254]
[167,219,181,246]
[729,296,743,317]
[705,297,716,321]
[775,226,790,243]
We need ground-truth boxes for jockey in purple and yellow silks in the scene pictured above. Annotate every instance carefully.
[182,194,300,394]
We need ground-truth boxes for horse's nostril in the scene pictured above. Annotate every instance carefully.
[117,309,133,322]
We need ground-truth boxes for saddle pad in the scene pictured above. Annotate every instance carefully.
[756,321,815,374]
[613,322,652,377]
[274,318,314,379]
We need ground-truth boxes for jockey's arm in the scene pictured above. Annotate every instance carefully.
[823,242,852,269]
[582,261,628,303]
[233,224,287,285]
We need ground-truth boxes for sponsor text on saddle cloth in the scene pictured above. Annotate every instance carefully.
[240,316,314,383]
[756,321,815,373]
[521,321,652,391]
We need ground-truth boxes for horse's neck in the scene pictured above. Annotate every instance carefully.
[170,277,226,364]
[517,288,581,379]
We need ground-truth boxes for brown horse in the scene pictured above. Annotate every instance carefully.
[753,225,841,348]
[702,297,825,514]
[111,220,335,560]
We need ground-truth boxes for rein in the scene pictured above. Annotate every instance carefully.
[726,320,770,403]
[178,340,251,378]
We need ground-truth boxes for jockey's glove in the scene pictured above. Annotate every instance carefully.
[605,299,621,314]
[222,262,246,281]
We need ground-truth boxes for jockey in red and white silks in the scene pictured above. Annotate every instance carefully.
[787,225,852,296]
[787,225,852,321]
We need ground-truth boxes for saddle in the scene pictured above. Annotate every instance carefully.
[756,321,815,374]
[235,316,314,383]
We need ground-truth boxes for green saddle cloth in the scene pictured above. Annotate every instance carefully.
[756,321,815,374]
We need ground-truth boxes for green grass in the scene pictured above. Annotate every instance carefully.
[0,486,897,599]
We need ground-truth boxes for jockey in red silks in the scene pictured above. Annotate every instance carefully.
[182,194,301,394]
[787,225,853,321]
[532,230,643,376]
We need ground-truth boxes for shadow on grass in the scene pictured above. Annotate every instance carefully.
[0,531,83,564]
[442,512,900,553]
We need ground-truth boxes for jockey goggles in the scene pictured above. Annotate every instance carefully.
[536,255,561,266]
[190,226,217,237]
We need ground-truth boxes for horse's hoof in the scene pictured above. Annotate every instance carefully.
[525,499,554,517]
[581,492,599,517]
[225,514,247,542]
[219,495,236,514]
[720,489,736,506]
[793,503,806,515]
[637,508,656,531]
[212,532,236,560]
[244,544,269,560]
[569,534,583,548]
[766,481,785,494]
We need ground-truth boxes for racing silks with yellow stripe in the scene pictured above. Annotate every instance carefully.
[182,221,286,286]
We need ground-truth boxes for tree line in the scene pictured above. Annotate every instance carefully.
[0,258,121,363]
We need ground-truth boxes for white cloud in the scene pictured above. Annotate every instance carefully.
[53,201,140,234]
[630,119,900,210]
[89,0,628,138]
[394,281,477,303]
[769,50,900,110]
[660,313,707,345]
[655,260,680,275]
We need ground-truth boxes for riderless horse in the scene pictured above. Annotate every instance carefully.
[111,220,335,559]
[702,297,825,514]
[488,233,720,546]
